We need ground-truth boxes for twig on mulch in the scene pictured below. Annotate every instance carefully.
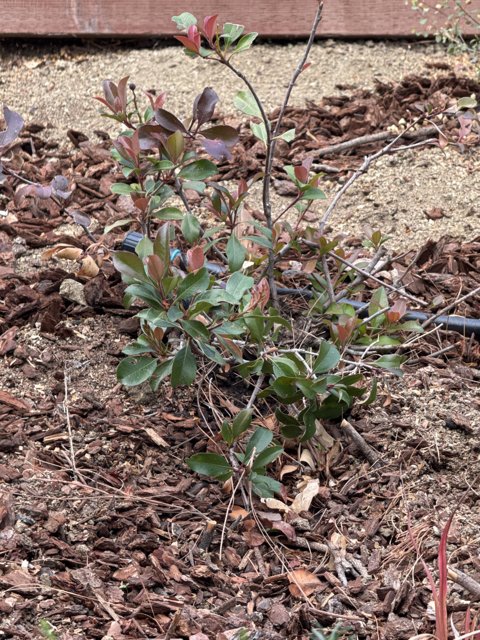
[318,112,441,233]
[448,567,480,601]
[62,364,80,482]
[314,124,439,159]
[422,284,480,329]
[341,419,380,466]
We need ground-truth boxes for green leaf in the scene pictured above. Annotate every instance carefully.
[236,358,263,378]
[457,96,477,109]
[179,159,218,180]
[251,122,267,144]
[182,180,206,193]
[172,12,197,30]
[226,235,246,272]
[243,234,272,249]
[369,287,388,319]
[197,341,226,365]
[112,251,148,282]
[171,343,197,386]
[313,340,341,373]
[225,272,254,301]
[300,186,326,200]
[177,267,210,301]
[252,444,283,472]
[135,236,154,260]
[124,283,163,308]
[232,408,253,439]
[373,354,405,376]
[153,223,171,269]
[221,421,234,445]
[165,130,185,163]
[152,159,175,171]
[244,310,265,343]
[360,378,378,406]
[397,320,424,332]
[187,453,232,480]
[245,427,273,463]
[152,207,184,221]
[104,217,134,233]
[150,358,174,391]
[233,90,262,119]
[250,472,282,498]
[275,128,295,142]
[234,32,258,53]
[221,22,245,46]
[180,319,210,341]
[181,213,201,243]
[281,423,303,439]
[111,182,136,195]
[117,356,158,387]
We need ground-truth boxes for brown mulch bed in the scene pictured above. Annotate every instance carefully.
[0,74,479,640]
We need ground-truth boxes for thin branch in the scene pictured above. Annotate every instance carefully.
[314,124,438,159]
[422,284,480,329]
[327,249,428,307]
[318,108,442,233]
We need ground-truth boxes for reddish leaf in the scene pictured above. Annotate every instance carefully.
[203,15,218,44]
[146,254,166,287]
[154,108,189,135]
[145,90,167,111]
[193,87,219,127]
[186,246,205,272]
[386,299,407,323]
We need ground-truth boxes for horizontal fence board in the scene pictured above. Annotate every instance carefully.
[2,0,480,37]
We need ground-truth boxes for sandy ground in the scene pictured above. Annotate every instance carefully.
[1,38,479,250]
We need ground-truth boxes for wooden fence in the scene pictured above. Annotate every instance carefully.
[2,0,480,37]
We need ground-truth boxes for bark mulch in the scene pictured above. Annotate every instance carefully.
[0,73,479,640]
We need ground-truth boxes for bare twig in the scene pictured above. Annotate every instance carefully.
[341,419,380,466]
[314,124,438,159]
[62,365,79,482]
[448,567,480,600]
[326,249,429,307]
[422,285,480,329]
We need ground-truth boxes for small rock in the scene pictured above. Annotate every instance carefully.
[59,278,87,306]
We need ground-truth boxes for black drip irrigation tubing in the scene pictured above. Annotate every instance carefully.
[121,232,480,339]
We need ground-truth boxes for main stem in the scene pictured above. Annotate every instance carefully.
[222,1,324,306]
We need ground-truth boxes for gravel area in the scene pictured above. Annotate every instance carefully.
[1,38,479,251]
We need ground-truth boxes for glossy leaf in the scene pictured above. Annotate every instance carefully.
[232,408,253,439]
[117,356,158,386]
[245,427,273,463]
[313,340,341,373]
[252,445,283,472]
[187,453,232,480]
[233,90,262,119]
[181,213,201,243]
[155,108,189,135]
[179,159,218,181]
[226,235,246,272]
[234,32,258,53]
[177,267,210,301]
[111,183,135,195]
[113,251,148,282]
[250,472,282,498]
[171,343,197,387]
[193,87,219,126]
[225,272,254,301]
[374,354,405,376]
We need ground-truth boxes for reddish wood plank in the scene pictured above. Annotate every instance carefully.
[2,0,480,37]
